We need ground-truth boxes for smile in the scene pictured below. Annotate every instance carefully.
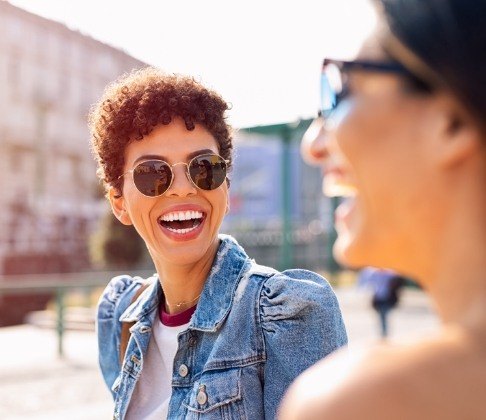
[157,210,204,235]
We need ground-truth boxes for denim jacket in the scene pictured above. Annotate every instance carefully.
[97,234,347,419]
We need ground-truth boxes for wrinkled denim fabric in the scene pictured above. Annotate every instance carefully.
[97,234,347,419]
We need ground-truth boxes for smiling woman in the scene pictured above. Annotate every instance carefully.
[280,0,486,419]
[88,67,347,420]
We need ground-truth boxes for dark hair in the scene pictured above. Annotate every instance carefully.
[88,67,233,195]
[377,0,486,132]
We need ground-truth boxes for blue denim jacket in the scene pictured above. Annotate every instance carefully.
[97,235,347,419]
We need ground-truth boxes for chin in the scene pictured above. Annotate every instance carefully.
[333,234,369,270]
[164,245,209,264]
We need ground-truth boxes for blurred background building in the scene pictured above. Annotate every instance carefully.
[0,2,145,324]
[0,1,145,277]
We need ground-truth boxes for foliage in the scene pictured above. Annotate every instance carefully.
[89,210,146,269]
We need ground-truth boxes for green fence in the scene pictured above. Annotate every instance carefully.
[0,270,155,357]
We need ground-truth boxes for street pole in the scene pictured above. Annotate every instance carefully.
[280,125,292,270]
[56,288,65,358]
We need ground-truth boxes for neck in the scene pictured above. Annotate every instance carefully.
[421,167,486,330]
[428,226,486,329]
[153,239,219,314]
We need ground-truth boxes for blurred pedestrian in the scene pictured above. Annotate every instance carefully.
[359,267,404,338]
[280,0,486,418]
[89,67,347,419]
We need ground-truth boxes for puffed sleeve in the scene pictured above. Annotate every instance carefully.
[96,275,141,397]
[259,269,347,418]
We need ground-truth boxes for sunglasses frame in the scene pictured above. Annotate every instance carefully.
[119,152,230,197]
[320,58,413,117]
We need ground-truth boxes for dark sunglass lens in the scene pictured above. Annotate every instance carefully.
[133,161,172,196]
[189,154,227,190]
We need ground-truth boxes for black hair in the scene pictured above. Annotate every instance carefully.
[377,0,486,132]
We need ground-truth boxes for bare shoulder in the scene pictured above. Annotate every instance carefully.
[279,345,404,420]
[279,328,486,420]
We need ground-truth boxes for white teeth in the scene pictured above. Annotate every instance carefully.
[166,225,199,234]
[160,210,203,222]
[324,183,357,198]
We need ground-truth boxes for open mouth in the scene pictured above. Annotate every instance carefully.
[323,169,357,198]
[324,180,357,198]
[157,210,204,234]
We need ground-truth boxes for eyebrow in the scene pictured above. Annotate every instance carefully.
[132,148,216,166]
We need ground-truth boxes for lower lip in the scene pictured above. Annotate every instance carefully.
[158,217,206,242]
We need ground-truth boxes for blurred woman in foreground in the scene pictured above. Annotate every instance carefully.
[280,0,486,418]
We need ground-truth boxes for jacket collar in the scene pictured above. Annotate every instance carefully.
[120,234,250,331]
[190,234,250,331]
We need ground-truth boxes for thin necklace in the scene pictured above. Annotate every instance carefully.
[166,293,202,309]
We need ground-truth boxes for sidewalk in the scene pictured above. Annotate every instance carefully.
[0,286,439,419]
[0,325,112,420]
[337,285,440,346]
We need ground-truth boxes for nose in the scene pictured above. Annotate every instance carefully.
[165,163,197,197]
[300,117,330,166]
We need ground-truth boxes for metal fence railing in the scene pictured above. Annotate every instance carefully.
[0,270,155,357]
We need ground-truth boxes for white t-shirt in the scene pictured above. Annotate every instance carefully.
[126,318,189,420]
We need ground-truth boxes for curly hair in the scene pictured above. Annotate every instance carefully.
[88,67,233,195]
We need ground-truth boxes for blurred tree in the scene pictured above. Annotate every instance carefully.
[92,180,106,200]
[90,210,146,269]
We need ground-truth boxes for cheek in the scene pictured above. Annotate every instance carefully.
[207,187,229,223]
[123,192,153,227]
[333,107,371,174]
[337,109,429,244]
[218,188,230,217]
[335,100,420,182]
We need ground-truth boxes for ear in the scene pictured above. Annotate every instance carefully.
[432,94,481,169]
[108,187,132,226]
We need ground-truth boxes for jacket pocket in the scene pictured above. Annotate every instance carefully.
[182,368,246,419]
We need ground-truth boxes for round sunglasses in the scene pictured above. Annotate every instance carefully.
[119,153,229,197]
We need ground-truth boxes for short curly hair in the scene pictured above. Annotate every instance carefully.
[88,67,233,195]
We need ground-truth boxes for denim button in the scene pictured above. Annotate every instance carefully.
[178,364,189,377]
[196,386,208,405]
[188,336,197,347]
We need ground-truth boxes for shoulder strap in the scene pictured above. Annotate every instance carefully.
[119,281,152,365]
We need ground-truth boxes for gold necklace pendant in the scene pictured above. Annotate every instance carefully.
[169,293,202,309]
